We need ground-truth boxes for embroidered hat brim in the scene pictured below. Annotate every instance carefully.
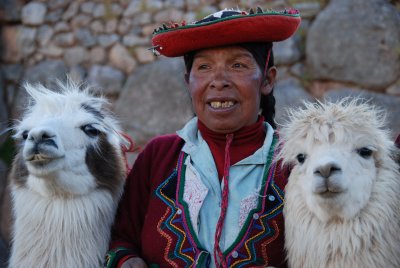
[151,10,301,57]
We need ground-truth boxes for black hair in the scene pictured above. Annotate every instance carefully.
[183,42,277,128]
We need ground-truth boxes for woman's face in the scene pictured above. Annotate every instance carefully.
[186,46,274,133]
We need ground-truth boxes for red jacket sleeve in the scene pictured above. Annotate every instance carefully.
[109,143,153,253]
[105,134,184,267]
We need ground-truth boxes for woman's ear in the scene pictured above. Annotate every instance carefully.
[261,66,277,95]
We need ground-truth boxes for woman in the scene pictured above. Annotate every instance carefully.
[105,8,301,268]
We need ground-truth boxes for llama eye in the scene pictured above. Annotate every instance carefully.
[81,124,101,137]
[296,153,306,164]
[357,147,373,159]
[22,130,29,140]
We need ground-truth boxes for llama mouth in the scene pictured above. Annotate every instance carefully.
[27,154,64,164]
[24,144,65,162]
[30,154,51,161]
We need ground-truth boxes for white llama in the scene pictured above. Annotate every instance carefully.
[279,99,400,268]
[8,81,127,268]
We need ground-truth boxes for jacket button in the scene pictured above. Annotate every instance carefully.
[232,251,238,258]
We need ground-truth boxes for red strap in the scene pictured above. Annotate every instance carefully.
[263,48,271,78]
[213,133,233,268]
[119,132,139,175]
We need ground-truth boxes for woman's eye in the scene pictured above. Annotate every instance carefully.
[198,64,209,70]
[81,124,101,137]
[296,153,306,164]
[233,63,245,68]
[357,147,373,159]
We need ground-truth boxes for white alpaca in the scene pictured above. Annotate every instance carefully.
[8,81,127,268]
[279,99,400,268]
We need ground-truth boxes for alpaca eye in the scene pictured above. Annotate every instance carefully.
[81,124,101,137]
[357,147,373,159]
[22,130,29,140]
[296,153,306,164]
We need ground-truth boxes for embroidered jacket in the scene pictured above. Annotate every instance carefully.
[106,121,290,268]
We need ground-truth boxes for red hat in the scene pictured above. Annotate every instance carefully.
[151,7,301,57]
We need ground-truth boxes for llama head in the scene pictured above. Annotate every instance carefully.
[11,80,127,197]
[279,98,395,222]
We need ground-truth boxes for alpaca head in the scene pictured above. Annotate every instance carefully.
[279,99,395,222]
[11,80,126,197]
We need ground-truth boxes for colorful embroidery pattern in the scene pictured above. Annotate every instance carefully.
[261,220,280,264]
[157,207,179,268]
[227,173,284,267]
[155,168,198,267]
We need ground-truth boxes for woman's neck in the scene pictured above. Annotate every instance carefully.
[198,117,266,181]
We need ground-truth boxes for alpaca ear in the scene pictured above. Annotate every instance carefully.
[261,66,277,95]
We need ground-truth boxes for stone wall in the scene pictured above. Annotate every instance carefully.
[0,0,399,262]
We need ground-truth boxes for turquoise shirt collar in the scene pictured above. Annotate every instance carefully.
[176,117,274,165]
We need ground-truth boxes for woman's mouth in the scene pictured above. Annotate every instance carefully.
[209,101,235,109]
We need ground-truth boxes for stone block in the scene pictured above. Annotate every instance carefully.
[87,65,125,95]
[306,0,400,90]
[21,2,47,25]
[114,57,193,145]
[109,44,137,73]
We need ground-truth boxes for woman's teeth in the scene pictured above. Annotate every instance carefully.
[210,101,234,108]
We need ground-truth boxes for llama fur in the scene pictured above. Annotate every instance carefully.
[8,80,127,268]
[279,99,400,268]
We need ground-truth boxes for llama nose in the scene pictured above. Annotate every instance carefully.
[314,162,341,178]
[28,128,57,147]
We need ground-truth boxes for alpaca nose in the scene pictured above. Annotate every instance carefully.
[314,162,341,178]
[28,128,57,147]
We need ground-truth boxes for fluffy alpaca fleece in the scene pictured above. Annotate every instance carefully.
[278,99,400,268]
[8,81,126,268]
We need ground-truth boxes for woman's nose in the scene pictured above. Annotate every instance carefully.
[209,68,231,90]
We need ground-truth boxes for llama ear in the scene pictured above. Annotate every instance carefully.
[261,66,277,95]
[86,98,107,112]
